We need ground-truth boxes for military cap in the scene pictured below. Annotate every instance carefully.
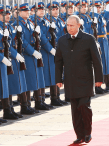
[61,1,67,7]
[47,1,59,9]
[75,0,88,6]
[0,4,11,14]
[19,3,30,11]
[94,0,102,6]
[104,0,109,4]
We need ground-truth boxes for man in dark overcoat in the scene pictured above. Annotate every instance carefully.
[55,15,103,144]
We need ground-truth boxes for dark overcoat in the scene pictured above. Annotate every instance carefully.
[55,30,103,98]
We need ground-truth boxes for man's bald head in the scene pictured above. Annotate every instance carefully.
[66,15,81,25]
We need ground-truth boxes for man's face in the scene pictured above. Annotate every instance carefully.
[19,10,30,20]
[37,8,45,18]
[68,6,74,15]
[51,8,59,17]
[14,10,17,18]
[96,6,101,13]
[67,18,80,35]
[5,13,10,23]
[80,4,87,14]
[61,7,66,13]
[30,8,35,15]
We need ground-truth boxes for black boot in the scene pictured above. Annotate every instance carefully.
[2,98,19,120]
[9,95,23,118]
[34,89,50,110]
[0,100,3,109]
[95,87,104,94]
[57,86,68,105]
[26,91,39,113]
[19,92,35,115]
[50,85,63,106]
[41,88,53,109]
[0,118,8,123]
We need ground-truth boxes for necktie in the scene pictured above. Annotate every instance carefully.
[72,35,75,39]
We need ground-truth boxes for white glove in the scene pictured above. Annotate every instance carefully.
[50,48,56,56]
[4,29,9,37]
[17,25,22,32]
[50,22,56,29]
[96,42,100,48]
[16,53,25,62]
[93,17,97,24]
[33,50,42,59]
[2,57,12,66]
[35,26,40,34]
[80,19,84,25]
[106,4,109,12]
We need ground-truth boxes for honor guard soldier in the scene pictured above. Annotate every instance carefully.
[5,5,36,117]
[47,1,68,104]
[94,0,109,93]
[101,0,109,90]
[0,4,19,121]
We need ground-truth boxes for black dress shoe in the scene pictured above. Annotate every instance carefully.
[28,106,40,113]
[73,138,84,144]
[58,99,68,105]
[12,112,23,118]
[42,101,54,109]
[21,107,35,115]
[45,93,50,97]
[13,100,20,105]
[0,118,8,123]
[51,99,63,106]
[31,97,35,101]
[3,112,19,120]
[95,87,104,94]
[85,134,92,143]
[35,101,50,110]
[65,98,70,102]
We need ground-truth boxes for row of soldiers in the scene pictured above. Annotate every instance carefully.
[0,0,109,125]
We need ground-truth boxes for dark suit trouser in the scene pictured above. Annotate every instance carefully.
[70,97,92,139]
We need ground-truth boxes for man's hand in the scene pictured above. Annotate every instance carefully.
[56,83,63,88]
[95,82,103,87]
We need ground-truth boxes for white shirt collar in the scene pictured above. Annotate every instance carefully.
[71,30,79,38]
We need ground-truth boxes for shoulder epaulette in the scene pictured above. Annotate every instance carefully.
[45,17,50,22]
[29,19,35,25]
[86,14,92,20]
[81,15,85,19]
[21,20,26,24]
[60,18,65,24]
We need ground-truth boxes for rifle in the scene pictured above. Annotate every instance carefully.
[34,0,43,67]
[66,0,69,20]
[59,0,61,19]
[16,0,26,70]
[3,0,14,75]
[12,0,15,23]
[92,0,97,40]
[49,0,56,49]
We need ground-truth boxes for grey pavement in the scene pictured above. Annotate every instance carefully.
[0,86,109,146]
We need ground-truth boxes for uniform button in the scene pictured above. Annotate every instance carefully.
[48,37,49,39]
[71,50,73,52]
[43,24,45,26]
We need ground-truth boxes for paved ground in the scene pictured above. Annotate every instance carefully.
[0,86,109,146]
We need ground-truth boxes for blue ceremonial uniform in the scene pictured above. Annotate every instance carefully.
[0,21,9,99]
[31,15,56,86]
[7,23,27,95]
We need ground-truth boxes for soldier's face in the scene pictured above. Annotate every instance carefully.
[30,8,35,15]
[61,7,66,13]
[20,10,30,20]
[37,9,45,18]
[68,7,74,15]
[96,6,101,14]
[5,13,10,23]
[51,8,59,17]
[67,18,80,35]
[79,4,87,14]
